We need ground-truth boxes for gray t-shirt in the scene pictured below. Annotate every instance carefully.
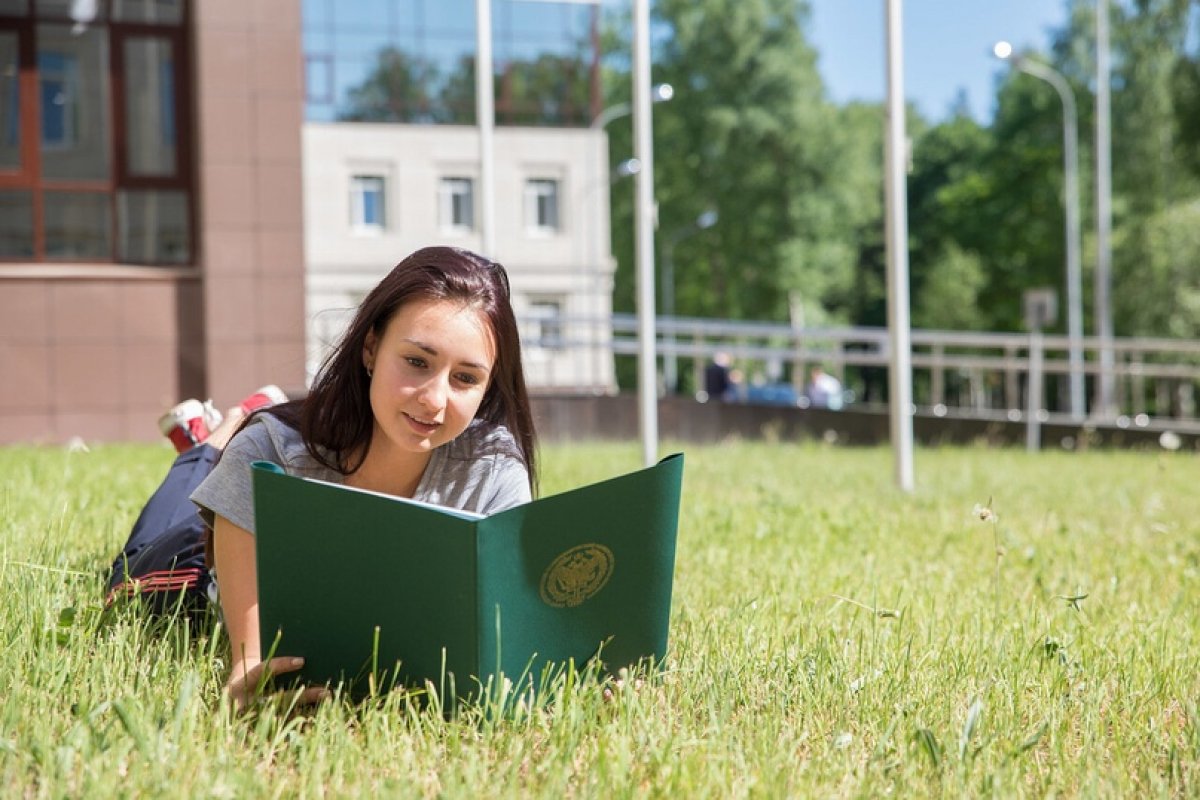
[190,413,532,534]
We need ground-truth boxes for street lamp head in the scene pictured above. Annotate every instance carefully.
[615,157,642,178]
[992,41,1014,61]
[592,84,673,129]
[696,209,718,229]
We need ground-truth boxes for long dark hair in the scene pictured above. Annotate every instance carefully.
[270,246,537,493]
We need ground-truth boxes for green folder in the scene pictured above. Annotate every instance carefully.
[252,453,684,697]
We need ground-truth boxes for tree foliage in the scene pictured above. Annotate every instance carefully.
[339,47,441,123]
[904,0,1200,337]
[340,49,594,126]
[607,0,1200,341]
[608,0,865,327]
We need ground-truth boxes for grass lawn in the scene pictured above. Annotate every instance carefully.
[2,440,1198,797]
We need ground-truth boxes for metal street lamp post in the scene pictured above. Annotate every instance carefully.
[1095,0,1115,419]
[632,0,659,467]
[587,72,670,468]
[993,41,1085,421]
[884,0,914,492]
[661,209,718,393]
[587,85,673,303]
[476,0,496,255]
[993,41,1089,422]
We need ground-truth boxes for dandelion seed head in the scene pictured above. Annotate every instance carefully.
[972,503,996,523]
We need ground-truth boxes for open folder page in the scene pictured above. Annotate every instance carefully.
[252,453,684,695]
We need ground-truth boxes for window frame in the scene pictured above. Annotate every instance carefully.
[349,173,387,234]
[438,175,475,235]
[524,176,561,236]
[36,48,77,150]
[526,294,566,350]
[0,6,194,265]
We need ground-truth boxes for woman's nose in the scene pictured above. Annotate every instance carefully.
[417,374,448,409]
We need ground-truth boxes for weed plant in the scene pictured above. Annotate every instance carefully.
[1,440,1198,797]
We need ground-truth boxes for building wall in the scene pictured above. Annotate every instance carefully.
[0,0,307,445]
[193,0,308,409]
[303,122,616,393]
[0,273,203,442]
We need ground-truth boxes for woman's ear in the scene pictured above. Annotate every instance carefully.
[363,329,378,373]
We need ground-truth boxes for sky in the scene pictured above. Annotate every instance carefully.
[806,0,1072,122]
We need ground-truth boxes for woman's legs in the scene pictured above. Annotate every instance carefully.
[107,387,285,610]
[106,443,220,608]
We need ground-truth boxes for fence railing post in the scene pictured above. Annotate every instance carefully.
[1131,355,1145,417]
[931,343,945,406]
[1027,329,1044,451]
[1005,344,1019,412]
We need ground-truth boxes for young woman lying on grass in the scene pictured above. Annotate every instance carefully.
[107,246,539,710]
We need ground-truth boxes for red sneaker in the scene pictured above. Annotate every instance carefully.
[158,399,223,454]
[239,384,288,415]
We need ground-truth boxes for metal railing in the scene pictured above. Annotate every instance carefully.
[310,306,1200,430]
[529,313,1200,432]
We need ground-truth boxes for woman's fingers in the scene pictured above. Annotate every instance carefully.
[226,657,330,712]
[237,656,304,692]
[260,656,306,679]
[292,686,332,706]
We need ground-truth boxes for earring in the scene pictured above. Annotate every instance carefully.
[366,364,373,378]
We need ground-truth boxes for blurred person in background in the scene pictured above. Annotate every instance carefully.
[805,366,843,410]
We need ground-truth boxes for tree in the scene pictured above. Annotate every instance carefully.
[609,0,864,329]
[1104,0,1200,338]
[438,55,477,124]
[1171,46,1200,174]
[822,101,887,328]
[904,75,1067,334]
[1116,199,1200,339]
[344,49,595,127]
[498,54,593,126]
[906,109,997,329]
[898,0,1200,341]
[338,47,440,123]
[911,243,987,331]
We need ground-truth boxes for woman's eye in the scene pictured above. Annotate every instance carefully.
[455,373,480,386]
[405,356,427,369]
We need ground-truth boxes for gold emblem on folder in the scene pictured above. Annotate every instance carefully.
[539,543,615,607]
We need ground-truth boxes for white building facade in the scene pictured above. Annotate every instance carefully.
[302,122,618,394]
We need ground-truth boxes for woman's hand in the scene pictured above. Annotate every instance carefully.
[225,656,330,713]
[213,518,330,712]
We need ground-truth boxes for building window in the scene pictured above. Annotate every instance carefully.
[439,176,474,233]
[527,296,565,349]
[1,31,18,170]
[350,174,386,232]
[123,36,177,177]
[0,5,192,265]
[38,50,78,149]
[525,178,560,235]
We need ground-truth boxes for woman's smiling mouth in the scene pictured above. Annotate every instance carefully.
[404,412,441,434]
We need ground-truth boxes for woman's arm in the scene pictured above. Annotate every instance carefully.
[212,515,261,680]
[213,514,326,710]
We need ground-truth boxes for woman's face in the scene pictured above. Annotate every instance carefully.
[363,297,496,457]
